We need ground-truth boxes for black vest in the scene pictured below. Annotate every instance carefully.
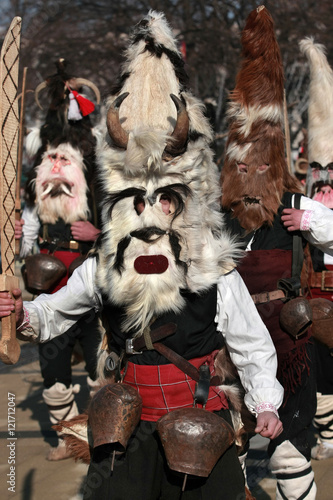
[39,218,94,254]
[102,285,224,365]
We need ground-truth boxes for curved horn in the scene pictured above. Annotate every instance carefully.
[74,78,101,104]
[164,94,189,157]
[17,89,34,102]
[107,92,129,149]
[34,81,48,110]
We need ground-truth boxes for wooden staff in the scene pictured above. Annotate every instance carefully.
[0,17,22,364]
[15,66,28,255]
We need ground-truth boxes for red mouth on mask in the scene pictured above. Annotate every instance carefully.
[134,255,169,274]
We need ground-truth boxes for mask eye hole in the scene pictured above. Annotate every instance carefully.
[60,155,69,164]
[134,195,145,215]
[159,194,172,214]
[237,163,248,174]
[257,164,269,173]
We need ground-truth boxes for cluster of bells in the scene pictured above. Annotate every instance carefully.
[88,382,235,490]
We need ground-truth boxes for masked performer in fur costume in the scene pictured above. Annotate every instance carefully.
[15,59,102,460]
[296,38,333,462]
[221,6,333,500]
[3,11,283,499]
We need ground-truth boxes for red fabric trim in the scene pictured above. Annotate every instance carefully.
[123,352,228,422]
[40,249,80,292]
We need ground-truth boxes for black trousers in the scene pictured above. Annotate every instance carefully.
[314,339,333,395]
[267,341,317,460]
[83,409,245,500]
[38,310,100,388]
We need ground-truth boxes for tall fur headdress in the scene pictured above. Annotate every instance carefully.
[221,6,300,231]
[299,38,333,204]
[96,11,240,335]
[299,38,333,167]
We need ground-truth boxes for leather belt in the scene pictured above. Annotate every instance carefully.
[126,323,177,355]
[126,322,221,386]
[41,236,79,250]
[251,289,286,304]
[309,270,333,291]
[153,342,222,386]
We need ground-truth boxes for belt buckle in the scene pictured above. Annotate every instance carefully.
[126,338,142,355]
[69,240,79,250]
[321,271,333,291]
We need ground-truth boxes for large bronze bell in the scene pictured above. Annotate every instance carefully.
[279,297,313,338]
[156,407,235,477]
[309,298,333,349]
[88,383,142,450]
[22,253,67,293]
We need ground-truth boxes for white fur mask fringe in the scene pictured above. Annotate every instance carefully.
[34,143,90,224]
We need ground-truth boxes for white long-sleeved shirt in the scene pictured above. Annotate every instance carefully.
[297,195,333,254]
[20,257,284,416]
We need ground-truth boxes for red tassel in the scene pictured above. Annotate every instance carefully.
[71,90,95,116]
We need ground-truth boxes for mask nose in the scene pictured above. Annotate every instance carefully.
[320,185,332,194]
[51,160,62,174]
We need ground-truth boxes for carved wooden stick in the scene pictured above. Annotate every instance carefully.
[0,17,22,364]
[15,66,28,255]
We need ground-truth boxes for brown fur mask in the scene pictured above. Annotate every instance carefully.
[221,6,301,232]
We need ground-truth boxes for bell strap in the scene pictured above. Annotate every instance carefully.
[129,323,177,353]
[153,342,221,387]
[127,323,221,386]
[251,289,285,304]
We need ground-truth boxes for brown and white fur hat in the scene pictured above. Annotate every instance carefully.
[96,11,240,336]
[221,6,300,232]
[299,38,333,207]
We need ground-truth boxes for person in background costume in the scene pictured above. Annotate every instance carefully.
[220,6,333,500]
[16,59,102,461]
[2,11,283,500]
[297,37,333,461]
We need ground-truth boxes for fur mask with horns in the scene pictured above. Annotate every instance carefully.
[96,10,240,337]
[221,6,301,232]
[24,59,101,217]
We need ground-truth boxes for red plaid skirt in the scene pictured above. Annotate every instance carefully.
[123,351,228,422]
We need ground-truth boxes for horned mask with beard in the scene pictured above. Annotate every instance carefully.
[34,143,90,224]
[96,11,240,337]
[221,6,300,232]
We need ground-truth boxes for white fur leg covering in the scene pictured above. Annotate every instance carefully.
[42,382,80,427]
[270,440,317,499]
[312,392,333,460]
[313,392,333,441]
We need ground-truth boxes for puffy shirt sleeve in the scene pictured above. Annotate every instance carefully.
[215,269,284,415]
[299,196,333,255]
